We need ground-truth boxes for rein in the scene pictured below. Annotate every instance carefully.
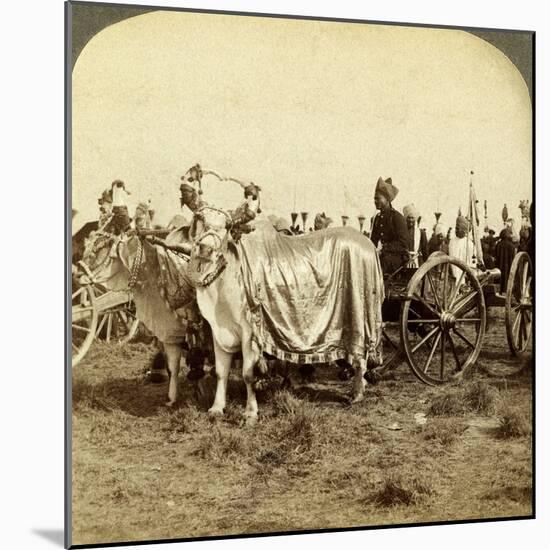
[193,255,227,287]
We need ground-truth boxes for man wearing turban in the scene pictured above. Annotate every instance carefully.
[495,228,517,294]
[428,223,446,256]
[179,182,201,213]
[403,203,428,267]
[448,214,477,280]
[273,216,293,235]
[314,212,333,231]
[370,177,409,273]
[134,201,152,230]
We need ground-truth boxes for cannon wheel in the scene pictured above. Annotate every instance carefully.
[71,284,98,367]
[94,287,140,344]
[400,255,486,385]
[505,252,533,357]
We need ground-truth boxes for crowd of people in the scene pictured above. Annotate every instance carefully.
[85,176,533,297]
[272,176,533,295]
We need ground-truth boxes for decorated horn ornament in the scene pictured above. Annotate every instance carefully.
[182,165,262,213]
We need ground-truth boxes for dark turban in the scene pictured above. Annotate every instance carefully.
[375,177,399,202]
[314,212,333,230]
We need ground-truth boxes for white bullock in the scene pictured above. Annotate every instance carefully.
[185,203,385,426]
[80,230,205,406]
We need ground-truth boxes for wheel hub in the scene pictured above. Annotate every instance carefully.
[440,311,456,330]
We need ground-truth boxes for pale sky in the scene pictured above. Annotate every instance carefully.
[72,11,532,233]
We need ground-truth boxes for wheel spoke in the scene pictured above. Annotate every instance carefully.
[518,311,525,350]
[72,287,85,300]
[512,310,522,345]
[520,311,529,348]
[442,263,449,310]
[409,306,423,319]
[106,314,113,343]
[448,270,466,308]
[72,324,91,333]
[423,331,442,373]
[116,310,129,330]
[72,342,79,352]
[448,333,462,371]
[96,314,107,336]
[73,306,94,313]
[407,319,440,324]
[412,325,440,353]
[426,271,442,311]
[453,328,475,350]
[522,261,528,292]
[451,290,478,317]
[412,293,440,318]
[455,318,481,323]
[523,275,532,299]
[440,331,446,380]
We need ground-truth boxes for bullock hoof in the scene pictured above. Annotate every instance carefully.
[208,406,224,417]
[349,394,364,404]
[244,414,258,427]
[364,369,380,385]
[165,400,176,407]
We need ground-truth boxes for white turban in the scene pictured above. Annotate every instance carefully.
[433,223,445,236]
[403,204,419,219]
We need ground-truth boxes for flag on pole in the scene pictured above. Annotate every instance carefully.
[468,181,484,268]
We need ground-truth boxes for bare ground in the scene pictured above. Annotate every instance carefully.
[71,310,533,546]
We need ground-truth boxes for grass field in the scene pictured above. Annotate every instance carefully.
[71,310,533,546]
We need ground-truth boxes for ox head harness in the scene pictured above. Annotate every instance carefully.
[189,206,233,287]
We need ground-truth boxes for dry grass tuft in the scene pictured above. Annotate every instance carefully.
[428,391,465,416]
[270,390,303,417]
[193,427,252,463]
[371,474,434,507]
[420,419,466,446]
[463,380,500,415]
[283,408,315,451]
[495,406,531,439]
[73,379,118,412]
[163,406,204,436]
[428,380,500,416]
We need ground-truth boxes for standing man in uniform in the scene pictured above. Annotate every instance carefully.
[370,177,410,274]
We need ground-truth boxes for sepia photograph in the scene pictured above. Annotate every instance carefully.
[67,1,533,547]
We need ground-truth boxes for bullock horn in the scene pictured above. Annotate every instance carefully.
[186,166,263,213]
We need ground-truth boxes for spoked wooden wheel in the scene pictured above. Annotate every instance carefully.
[400,256,486,385]
[505,252,533,357]
[71,283,98,367]
[95,287,140,344]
